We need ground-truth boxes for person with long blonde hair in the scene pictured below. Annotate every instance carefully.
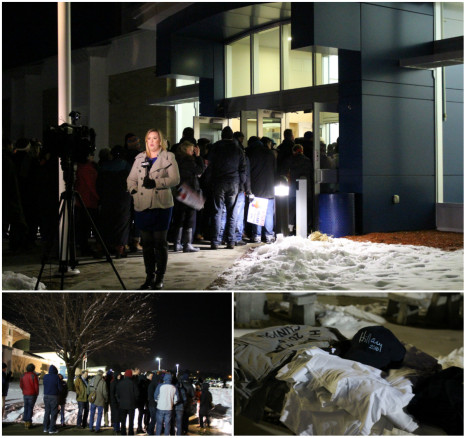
[127,129,180,289]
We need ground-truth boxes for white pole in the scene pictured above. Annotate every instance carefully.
[296,178,308,238]
[57,2,71,263]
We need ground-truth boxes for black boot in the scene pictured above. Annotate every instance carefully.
[173,228,183,252]
[152,272,164,290]
[139,273,155,290]
[182,228,200,253]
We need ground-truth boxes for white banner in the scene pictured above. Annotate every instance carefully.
[176,183,205,211]
[247,197,269,226]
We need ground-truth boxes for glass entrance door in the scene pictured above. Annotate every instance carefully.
[240,109,283,141]
[193,116,228,143]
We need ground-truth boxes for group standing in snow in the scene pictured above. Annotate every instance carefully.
[14,363,214,435]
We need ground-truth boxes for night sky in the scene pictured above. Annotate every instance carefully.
[140,293,232,376]
[2,292,233,378]
[3,3,123,70]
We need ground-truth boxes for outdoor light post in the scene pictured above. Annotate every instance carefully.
[156,357,161,371]
[274,176,290,237]
[176,363,179,376]
[296,178,308,238]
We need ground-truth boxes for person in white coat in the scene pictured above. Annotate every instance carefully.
[154,373,179,435]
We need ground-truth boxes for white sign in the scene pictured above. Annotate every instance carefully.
[247,197,269,226]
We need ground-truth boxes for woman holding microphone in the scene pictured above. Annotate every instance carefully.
[127,128,180,289]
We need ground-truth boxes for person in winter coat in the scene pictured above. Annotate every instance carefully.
[154,373,178,436]
[146,372,157,435]
[136,371,150,433]
[42,364,62,434]
[281,144,313,232]
[109,372,122,434]
[74,368,89,428]
[57,374,68,426]
[179,374,195,435]
[246,137,277,243]
[116,369,139,436]
[74,150,99,256]
[96,145,132,258]
[207,126,247,250]
[87,369,108,432]
[20,363,39,429]
[199,382,213,428]
[127,128,180,290]
[172,141,205,253]
[2,362,12,420]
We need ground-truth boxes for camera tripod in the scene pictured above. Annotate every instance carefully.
[35,185,127,290]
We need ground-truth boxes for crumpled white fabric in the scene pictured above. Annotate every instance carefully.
[234,325,340,383]
[276,347,418,435]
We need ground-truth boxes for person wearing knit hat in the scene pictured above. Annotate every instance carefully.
[116,369,139,435]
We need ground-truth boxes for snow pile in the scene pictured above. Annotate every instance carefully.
[213,236,463,290]
[210,387,232,434]
[2,271,46,290]
[437,347,464,369]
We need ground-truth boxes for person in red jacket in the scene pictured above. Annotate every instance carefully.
[75,151,99,256]
[20,363,40,429]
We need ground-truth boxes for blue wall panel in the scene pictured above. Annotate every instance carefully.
[361,4,433,86]
[362,94,435,176]
[363,175,436,232]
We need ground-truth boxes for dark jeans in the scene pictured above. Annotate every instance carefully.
[155,409,172,436]
[120,408,135,435]
[251,198,275,240]
[43,394,58,432]
[199,408,210,428]
[175,408,183,436]
[140,230,168,275]
[23,395,37,422]
[89,403,103,431]
[148,405,157,435]
[59,404,65,425]
[77,400,89,427]
[220,191,245,241]
[211,181,239,245]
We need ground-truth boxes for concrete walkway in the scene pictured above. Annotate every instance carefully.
[2,240,257,291]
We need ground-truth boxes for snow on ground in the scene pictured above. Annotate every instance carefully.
[2,271,46,290]
[213,235,463,290]
[3,384,232,434]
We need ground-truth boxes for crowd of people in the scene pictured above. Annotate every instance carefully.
[3,126,339,290]
[11,362,215,435]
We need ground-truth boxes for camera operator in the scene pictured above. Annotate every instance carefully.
[127,129,180,290]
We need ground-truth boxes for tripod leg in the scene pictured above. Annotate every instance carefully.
[35,195,66,290]
[74,191,127,290]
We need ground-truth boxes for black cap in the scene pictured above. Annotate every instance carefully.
[342,326,406,371]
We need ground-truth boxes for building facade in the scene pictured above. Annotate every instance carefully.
[3,2,463,235]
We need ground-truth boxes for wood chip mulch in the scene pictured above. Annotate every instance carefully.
[344,230,463,251]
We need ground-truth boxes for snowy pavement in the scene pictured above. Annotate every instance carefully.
[212,235,464,290]
[3,385,232,435]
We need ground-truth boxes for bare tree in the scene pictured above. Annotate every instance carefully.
[3,293,156,387]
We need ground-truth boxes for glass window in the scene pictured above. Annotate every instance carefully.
[225,36,251,98]
[254,27,280,94]
[282,23,313,90]
[315,48,339,85]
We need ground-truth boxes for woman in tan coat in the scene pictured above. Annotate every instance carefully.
[127,128,180,289]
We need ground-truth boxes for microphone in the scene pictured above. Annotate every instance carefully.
[141,157,151,177]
